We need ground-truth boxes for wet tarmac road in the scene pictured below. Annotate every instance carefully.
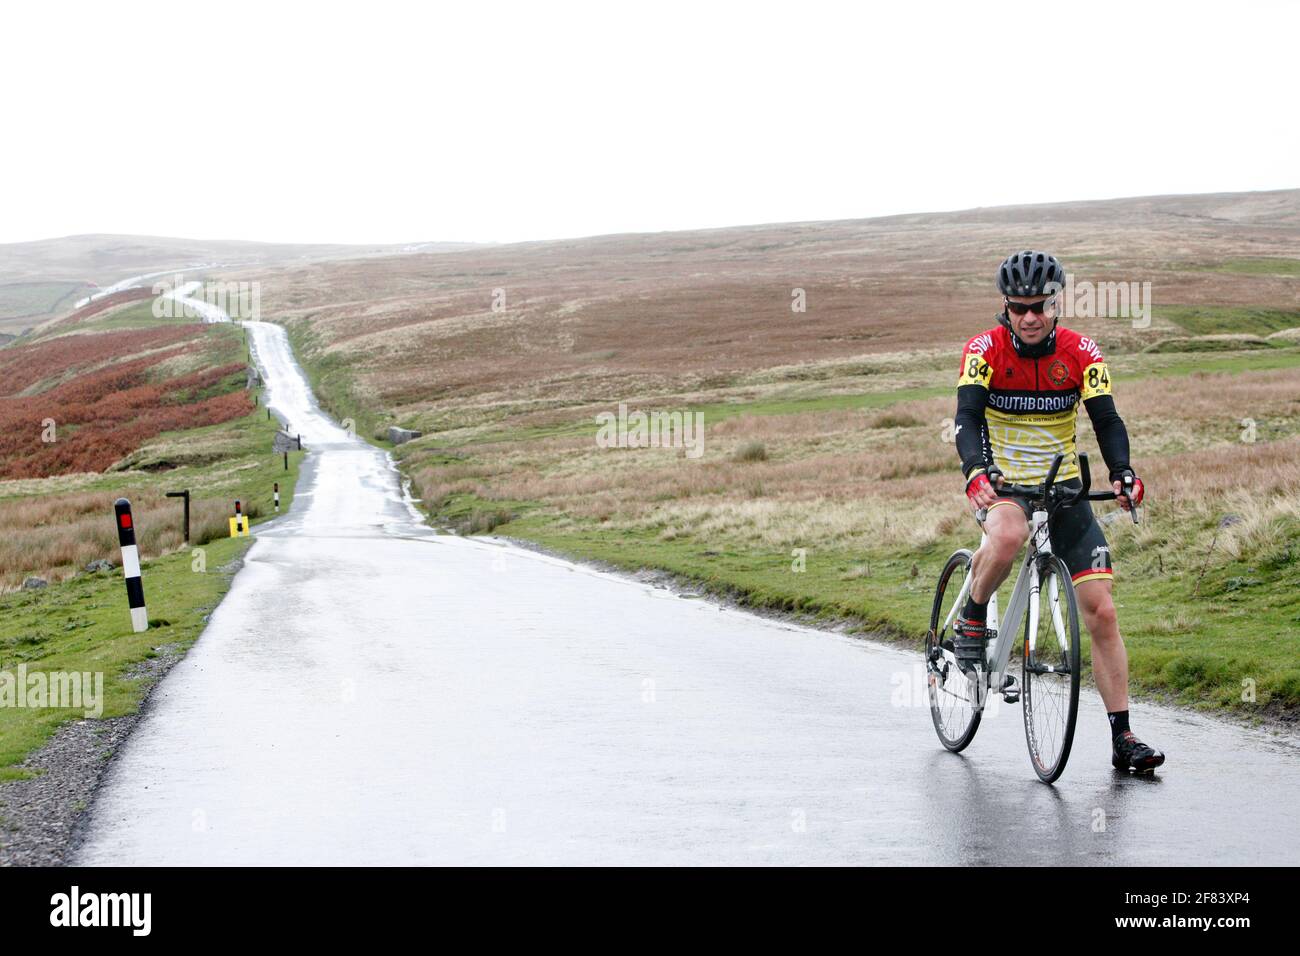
[75,321,1300,865]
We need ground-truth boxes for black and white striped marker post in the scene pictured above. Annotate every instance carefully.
[113,498,148,633]
[228,500,250,537]
[274,482,280,513]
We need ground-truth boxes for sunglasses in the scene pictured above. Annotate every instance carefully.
[1004,296,1059,316]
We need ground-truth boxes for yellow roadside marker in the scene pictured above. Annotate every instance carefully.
[229,500,251,538]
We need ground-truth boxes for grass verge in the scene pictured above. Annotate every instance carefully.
[0,535,254,780]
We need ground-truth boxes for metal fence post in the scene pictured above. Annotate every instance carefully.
[165,490,190,545]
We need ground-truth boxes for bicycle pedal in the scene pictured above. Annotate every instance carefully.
[1000,675,1020,704]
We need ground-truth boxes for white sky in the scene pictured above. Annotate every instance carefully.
[3,0,1296,246]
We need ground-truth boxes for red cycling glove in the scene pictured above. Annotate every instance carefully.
[1114,469,1145,508]
[965,472,994,507]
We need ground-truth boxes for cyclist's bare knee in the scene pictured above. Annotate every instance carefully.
[982,505,1028,561]
[1076,579,1118,636]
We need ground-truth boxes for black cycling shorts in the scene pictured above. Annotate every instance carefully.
[987,479,1113,586]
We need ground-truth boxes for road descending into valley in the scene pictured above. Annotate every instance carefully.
[75,321,1300,865]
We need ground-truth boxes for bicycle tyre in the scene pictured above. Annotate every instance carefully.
[1021,554,1081,783]
[926,548,981,752]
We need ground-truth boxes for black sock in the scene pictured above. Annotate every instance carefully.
[963,597,988,622]
[1108,710,1130,740]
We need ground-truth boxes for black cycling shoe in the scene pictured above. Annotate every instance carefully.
[1112,730,1165,773]
[952,616,987,673]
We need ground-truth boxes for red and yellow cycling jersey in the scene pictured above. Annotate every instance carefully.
[956,325,1112,482]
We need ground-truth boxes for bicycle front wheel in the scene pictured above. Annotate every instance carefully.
[1022,555,1081,783]
[926,549,981,752]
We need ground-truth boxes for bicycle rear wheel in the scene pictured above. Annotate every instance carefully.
[926,549,981,752]
[1022,555,1081,783]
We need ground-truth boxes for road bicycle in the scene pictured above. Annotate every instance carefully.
[924,452,1126,783]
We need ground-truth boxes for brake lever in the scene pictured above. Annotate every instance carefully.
[1123,474,1140,524]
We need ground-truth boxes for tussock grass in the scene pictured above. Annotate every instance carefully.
[0,409,301,590]
[454,508,515,535]
[866,409,925,428]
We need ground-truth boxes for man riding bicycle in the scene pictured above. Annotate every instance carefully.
[952,250,1165,773]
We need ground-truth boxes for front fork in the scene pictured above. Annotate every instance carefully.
[1030,554,1069,665]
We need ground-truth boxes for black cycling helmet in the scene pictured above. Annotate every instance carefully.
[997,250,1065,297]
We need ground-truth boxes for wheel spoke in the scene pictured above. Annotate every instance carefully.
[927,551,980,751]
[1022,568,1079,782]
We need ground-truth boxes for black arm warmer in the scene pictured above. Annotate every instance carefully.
[1083,394,1132,480]
[955,385,991,480]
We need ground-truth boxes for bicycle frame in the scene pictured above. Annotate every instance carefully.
[937,505,1067,708]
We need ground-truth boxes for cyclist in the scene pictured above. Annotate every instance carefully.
[952,250,1165,773]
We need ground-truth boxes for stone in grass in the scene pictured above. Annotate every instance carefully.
[23,577,48,590]
[84,559,114,573]
[388,426,423,445]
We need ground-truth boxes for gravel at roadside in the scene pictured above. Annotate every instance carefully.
[0,644,184,866]
[0,552,246,866]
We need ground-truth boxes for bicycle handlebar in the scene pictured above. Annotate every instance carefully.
[991,453,1131,514]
